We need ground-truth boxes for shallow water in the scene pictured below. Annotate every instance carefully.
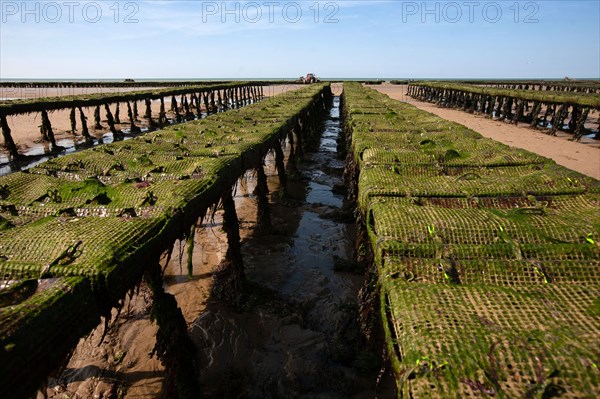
[190,97,388,398]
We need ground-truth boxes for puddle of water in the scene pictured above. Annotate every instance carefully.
[306,181,344,207]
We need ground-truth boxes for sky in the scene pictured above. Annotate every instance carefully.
[0,0,599,79]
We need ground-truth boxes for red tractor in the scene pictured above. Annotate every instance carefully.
[304,73,319,84]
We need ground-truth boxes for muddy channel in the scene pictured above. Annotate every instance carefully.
[41,95,394,399]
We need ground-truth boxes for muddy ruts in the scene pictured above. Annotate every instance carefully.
[0,83,265,157]
[409,82,600,141]
[0,83,331,399]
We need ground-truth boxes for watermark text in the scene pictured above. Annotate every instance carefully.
[1,1,139,23]
[401,2,539,23]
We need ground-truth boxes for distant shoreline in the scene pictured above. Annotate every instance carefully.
[2,78,600,83]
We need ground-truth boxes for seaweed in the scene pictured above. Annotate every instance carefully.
[342,82,600,398]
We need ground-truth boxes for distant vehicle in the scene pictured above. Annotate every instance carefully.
[304,73,319,84]
[124,78,135,83]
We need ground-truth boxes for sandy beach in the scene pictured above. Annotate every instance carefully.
[369,83,600,179]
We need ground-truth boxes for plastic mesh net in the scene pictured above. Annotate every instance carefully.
[342,82,600,398]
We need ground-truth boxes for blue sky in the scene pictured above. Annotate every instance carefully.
[0,0,599,79]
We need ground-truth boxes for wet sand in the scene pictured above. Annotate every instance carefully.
[368,83,600,180]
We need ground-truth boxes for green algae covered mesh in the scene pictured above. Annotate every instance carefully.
[30,150,239,184]
[368,196,600,248]
[0,168,225,227]
[0,277,101,399]
[0,83,332,396]
[343,82,600,398]
[357,164,599,208]
[0,215,168,279]
[411,81,600,108]
[380,256,600,286]
[381,281,600,399]
[357,135,546,168]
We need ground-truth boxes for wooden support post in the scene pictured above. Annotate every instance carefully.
[273,142,287,197]
[114,102,121,124]
[93,105,103,129]
[217,90,223,110]
[467,94,476,113]
[223,90,229,109]
[203,93,210,115]
[126,101,141,133]
[210,91,216,112]
[69,107,77,133]
[183,96,193,120]
[104,104,121,138]
[568,106,579,132]
[222,189,243,264]
[186,223,196,279]
[542,104,555,128]
[0,114,20,158]
[193,93,202,117]
[159,97,168,125]
[144,263,200,399]
[572,108,590,141]
[212,189,245,306]
[286,126,300,179]
[255,161,272,234]
[40,110,59,150]
[77,107,93,142]
[512,100,525,125]
[502,97,513,121]
[171,96,181,122]
[550,104,567,135]
[294,117,304,160]
[132,101,139,121]
[145,98,156,128]
[529,101,542,128]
